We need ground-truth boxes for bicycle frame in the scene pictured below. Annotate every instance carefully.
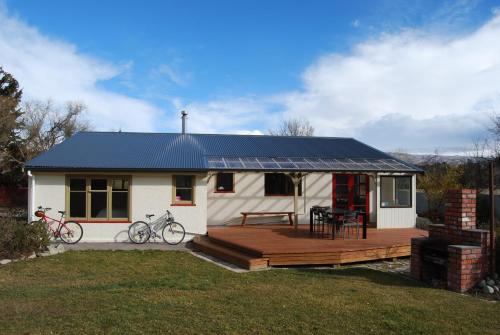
[39,212,67,238]
[146,213,173,238]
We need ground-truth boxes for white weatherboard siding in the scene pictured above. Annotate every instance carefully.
[207,172,378,226]
[32,172,208,242]
[375,174,417,228]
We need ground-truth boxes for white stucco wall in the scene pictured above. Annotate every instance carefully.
[375,174,417,228]
[31,172,208,242]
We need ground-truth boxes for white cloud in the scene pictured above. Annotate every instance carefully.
[151,63,190,86]
[161,12,500,153]
[170,97,280,134]
[275,12,500,152]
[0,7,162,131]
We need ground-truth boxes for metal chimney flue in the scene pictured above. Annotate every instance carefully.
[181,111,187,134]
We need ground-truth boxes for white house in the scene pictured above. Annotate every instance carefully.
[25,131,421,242]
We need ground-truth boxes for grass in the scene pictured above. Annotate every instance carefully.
[0,251,498,335]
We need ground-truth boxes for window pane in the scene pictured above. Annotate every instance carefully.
[396,177,411,206]
[381,177,411,207]
[91,179,107,190]
[112,178,129,191]
[175,188,193,202]
[175,175,192,188]
[381,177,395,207]
[69,192,86,217]
[112,192,128,218]
[91,192,107,218]
[335,175,348,184]
[70,178,86,191]
[265,173,301,196]
[355,175,367,184]
[216,173,234,191]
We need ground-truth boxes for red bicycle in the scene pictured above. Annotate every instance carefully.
[32,206,83,244]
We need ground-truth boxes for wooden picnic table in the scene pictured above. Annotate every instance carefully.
[241,211,294,226]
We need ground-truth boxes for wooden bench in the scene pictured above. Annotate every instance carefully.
[240,211,294,226]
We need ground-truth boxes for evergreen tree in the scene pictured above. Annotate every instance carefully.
[0,67,24,185]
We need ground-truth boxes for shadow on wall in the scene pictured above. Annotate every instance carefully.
[208,173,332,226]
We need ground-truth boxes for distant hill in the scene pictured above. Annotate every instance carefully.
[388,152,474,166]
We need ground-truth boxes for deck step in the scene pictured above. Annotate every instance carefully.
[192,236,269,270]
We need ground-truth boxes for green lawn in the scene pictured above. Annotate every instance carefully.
[0,251,498,335]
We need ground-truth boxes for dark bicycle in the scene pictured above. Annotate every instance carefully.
[128,210,185,245]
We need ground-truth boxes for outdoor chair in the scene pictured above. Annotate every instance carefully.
[340,211,360,239]
[325,210,338,239]
[312,206,329,235]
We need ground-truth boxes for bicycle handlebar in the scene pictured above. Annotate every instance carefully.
[145,210,174,220]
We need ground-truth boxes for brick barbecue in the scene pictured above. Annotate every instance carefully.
[411,189,491,292]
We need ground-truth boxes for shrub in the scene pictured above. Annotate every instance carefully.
[0,217,50,259]
[416,216,433,230]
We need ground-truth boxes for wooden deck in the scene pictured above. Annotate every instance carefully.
[193,224,427,270]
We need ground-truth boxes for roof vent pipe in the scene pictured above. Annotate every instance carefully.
[181,111,187,134]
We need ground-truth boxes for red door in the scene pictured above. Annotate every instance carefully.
[332,174,369,215]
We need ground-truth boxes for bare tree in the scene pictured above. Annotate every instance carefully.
[11,100,90,164]
[269,118,314,136]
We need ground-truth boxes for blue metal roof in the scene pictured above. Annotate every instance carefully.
[25,132,421,172]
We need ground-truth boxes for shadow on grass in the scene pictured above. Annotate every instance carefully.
[289,266,427,289]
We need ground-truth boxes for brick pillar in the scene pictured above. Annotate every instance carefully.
[444,189,476,231]
[410,237,427,280]
[447,245,487,292]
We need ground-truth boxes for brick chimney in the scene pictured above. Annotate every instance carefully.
[444,189,477,231]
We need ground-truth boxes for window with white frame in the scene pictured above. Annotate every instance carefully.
[380,176,411,208]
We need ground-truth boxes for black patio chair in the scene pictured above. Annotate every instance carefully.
[312,206,329,236]
[325,210,336,239]
[340,210,360,239]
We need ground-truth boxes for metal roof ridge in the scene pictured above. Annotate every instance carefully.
[76,131,355,140]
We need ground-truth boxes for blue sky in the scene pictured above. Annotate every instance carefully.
[1,0,500,154]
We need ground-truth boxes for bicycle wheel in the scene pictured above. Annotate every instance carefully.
[59,221,83,244]
[162,221,185,245]
[128,221,151,244]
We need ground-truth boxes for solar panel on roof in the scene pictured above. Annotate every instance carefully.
[206,156,415,172]
[224,158,244,168]
[278,162,297,169]
[387,160,411,169]
[375,160,399,170]
[323,159,346,170]
[341,159,360,169]
[240,157,262,169]
[274,158,297,169]
[358,163,376,170]
[304,158,329,169]
[289,158,312,169]
[257,158,279,169]
[207,158,226,169]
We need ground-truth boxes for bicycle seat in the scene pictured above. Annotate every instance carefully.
[58,210,66,215]
[146,214,155,219]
